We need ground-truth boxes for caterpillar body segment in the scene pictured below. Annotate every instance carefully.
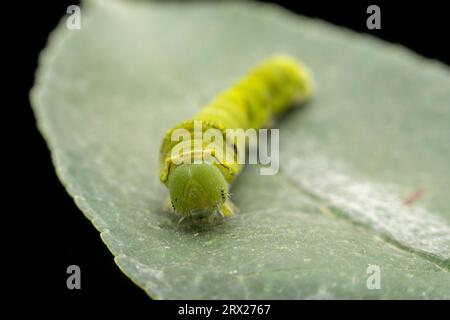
[158,54,313,223]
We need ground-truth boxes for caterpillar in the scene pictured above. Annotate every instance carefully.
[159,54,313,223]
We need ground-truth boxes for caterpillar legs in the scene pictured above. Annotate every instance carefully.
[219,199,238,218]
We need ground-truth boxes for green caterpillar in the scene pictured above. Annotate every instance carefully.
[159,54,313,223]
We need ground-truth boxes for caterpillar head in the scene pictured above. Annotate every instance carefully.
[168,163,228,220]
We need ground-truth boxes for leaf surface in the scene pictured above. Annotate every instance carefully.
[31,0,450,299]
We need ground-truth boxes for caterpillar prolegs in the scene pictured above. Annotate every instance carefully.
[159,54,313,223]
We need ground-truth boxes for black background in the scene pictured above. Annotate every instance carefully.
[14,0,449,305]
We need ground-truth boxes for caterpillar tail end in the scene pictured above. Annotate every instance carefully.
[295,61,315,104]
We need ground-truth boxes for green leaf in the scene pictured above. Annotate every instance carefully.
[31,0,450,299]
